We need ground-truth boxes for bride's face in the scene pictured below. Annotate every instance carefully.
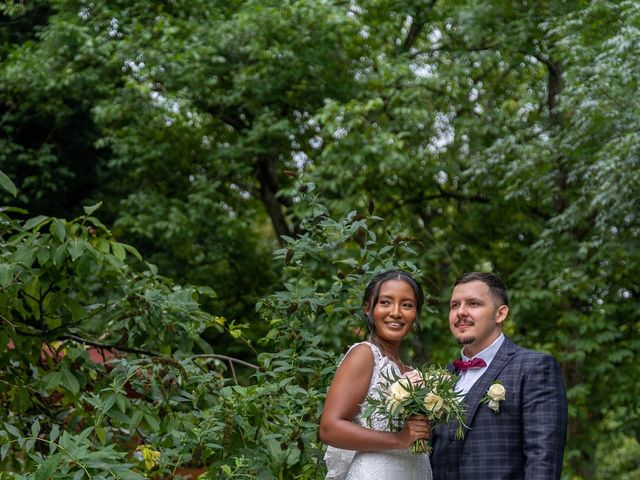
[368,279,417,342]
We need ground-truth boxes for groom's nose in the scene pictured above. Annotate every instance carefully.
[457,302,469,317]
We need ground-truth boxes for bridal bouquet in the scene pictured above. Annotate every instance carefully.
[361,365,467,454]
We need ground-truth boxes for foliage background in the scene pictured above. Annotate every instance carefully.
[1,0,639,478]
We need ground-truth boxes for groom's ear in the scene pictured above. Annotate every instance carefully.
[495,304,509,325]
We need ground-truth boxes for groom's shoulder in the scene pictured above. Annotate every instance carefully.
[505,337,558,365]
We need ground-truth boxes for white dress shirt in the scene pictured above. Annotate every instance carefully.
[455,333,505,396]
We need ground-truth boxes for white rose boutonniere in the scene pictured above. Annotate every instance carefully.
[482,381,506,413]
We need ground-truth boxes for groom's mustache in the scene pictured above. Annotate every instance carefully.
[455,318,475,327]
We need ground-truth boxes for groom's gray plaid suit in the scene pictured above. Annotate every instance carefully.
[431,336,568,480]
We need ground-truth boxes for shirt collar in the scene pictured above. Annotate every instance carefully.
[461,333,505,364]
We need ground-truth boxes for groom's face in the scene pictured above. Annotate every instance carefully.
[449,280,508,357]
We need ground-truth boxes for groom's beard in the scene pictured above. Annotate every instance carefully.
[456,335,476,346]
[454,318,476,346]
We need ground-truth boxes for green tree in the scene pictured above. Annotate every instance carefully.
[1,0,639,477]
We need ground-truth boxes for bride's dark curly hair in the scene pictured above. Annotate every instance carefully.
[362,269,424,335]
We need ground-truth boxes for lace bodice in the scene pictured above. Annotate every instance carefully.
[350,342,403,432]
[324,342,431,480]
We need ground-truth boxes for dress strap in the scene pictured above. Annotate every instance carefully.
[343,341,384,366]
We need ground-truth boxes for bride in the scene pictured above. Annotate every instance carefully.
[319,270,433,480]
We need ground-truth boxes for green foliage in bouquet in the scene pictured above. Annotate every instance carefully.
[361,365,466,454]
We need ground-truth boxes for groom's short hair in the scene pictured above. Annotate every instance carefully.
[455,272,509,307]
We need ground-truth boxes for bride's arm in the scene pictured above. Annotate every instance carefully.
[319,344,428,451]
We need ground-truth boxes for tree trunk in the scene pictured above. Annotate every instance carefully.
[255,155,293,245]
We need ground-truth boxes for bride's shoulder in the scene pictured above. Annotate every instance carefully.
[344,341,374,357]
[343,341,384,364]
[338,342,375,367]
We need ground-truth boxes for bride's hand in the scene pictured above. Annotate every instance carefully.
[397,415,430,448]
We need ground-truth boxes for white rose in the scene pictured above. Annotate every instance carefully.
[423,392,444,414]
[385,397,404,415]
[487,383,506,402]
[488,399,501,413]
[388,379,412,402]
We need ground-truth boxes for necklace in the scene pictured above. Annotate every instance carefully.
[378,345,408,372]
[390,356,408,373]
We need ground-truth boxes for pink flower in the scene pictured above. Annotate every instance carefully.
[402,369,425,387]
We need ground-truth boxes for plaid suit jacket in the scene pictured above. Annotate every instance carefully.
[431,336,568,480]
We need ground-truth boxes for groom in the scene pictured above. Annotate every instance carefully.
[431,272,568,479]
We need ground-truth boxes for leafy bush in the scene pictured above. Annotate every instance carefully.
[0,175,424,478]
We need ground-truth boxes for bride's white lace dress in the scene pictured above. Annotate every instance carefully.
[324,341,432,480]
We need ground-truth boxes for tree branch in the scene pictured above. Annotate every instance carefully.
[59,333,158,356]
[11,327,261,373]
[378,186,489,220]
[191,354,259,370]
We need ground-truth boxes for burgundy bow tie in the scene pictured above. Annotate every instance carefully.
[453,358,487,371]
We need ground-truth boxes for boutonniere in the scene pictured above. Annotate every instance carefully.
[482,381,506,413]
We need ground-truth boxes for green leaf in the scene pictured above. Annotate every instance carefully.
[123,243,142,261]
[67,299,86,322]
[0,206,28,214]
[221,465,233,476]
[52,244,67,265]
[34,453,62,480]
[115,393,126,412]
[86,215,109,232]
[111,242,126,261]
[0,443,9,460]
[60,368,80,394]
[31,419,40,438]
[103,394,116,412]
[144,414,160,432]
[3,422,21,439]
[68,239,86,261]
[94,237,110,253]
[95,426,106,446]
[24,437,36,452]
[0,264,14,288]
[77,426,94,443]
[23,215,50,231]
[49,424,60,444]
[14,245,36,266]
[0,170,17,197]
[286,446,301,466]
[83,201,103,215]
[128,409,143,430]
[42,371,63,392]
[51,218,67,242]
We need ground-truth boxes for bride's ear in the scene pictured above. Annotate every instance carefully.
[363,303,375,333]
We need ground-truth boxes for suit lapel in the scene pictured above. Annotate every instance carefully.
[462,337,517,426]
